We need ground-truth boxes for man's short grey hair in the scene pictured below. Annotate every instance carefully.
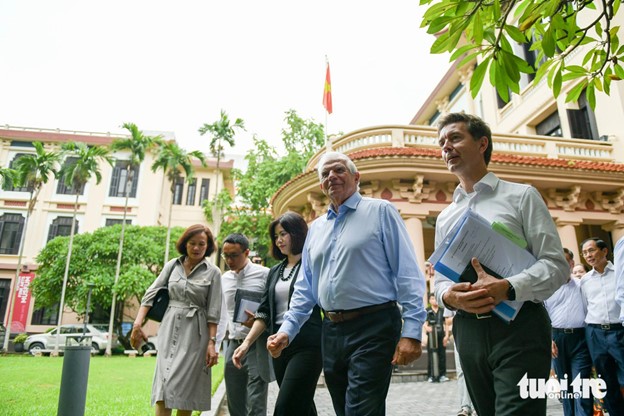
[316,151,358,181]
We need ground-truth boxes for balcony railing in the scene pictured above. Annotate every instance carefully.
[308,125,617,170]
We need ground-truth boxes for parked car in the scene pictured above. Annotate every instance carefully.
[24,324,119,354]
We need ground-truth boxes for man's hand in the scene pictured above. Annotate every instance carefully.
[470,258,511,304]
[551,340,558,359]
[266,332,289,358]
[391,337,422,366]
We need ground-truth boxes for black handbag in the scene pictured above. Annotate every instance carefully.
[145,287,169,322]
[145,262,174,322]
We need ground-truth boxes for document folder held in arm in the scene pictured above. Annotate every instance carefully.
[429,209,536,323]
[233,289,263,323]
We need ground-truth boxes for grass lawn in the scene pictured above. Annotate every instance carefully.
[0,353,224,415]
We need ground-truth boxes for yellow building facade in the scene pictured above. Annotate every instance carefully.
[0,125,233,334]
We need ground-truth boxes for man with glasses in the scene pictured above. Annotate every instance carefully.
[579,237,624,415]
[218,233,272,416]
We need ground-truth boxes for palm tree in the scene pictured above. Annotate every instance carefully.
[54,142,112,353]
[1,143,60,352]
[151,141,206,265]
[105,123,162,356]
[198,110,245,201]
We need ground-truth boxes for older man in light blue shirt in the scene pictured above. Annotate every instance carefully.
[267,151,426,416]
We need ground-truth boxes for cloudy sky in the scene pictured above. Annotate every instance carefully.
[0,1,450,157]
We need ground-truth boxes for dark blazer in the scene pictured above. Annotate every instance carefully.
[256,261,322,349]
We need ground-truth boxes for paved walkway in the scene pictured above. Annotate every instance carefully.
[205,376,566,416]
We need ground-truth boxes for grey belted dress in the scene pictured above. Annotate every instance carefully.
[141,256,222,411]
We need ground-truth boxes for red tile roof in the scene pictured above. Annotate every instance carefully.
[347,147,624,172]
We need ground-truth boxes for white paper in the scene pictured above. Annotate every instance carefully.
[430,209,536,322]
[234,299,260,323]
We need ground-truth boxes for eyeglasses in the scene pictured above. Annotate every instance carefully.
[582,248,598,256]
[221,252,243,260]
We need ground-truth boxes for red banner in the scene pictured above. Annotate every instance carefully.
[11,272,35,333]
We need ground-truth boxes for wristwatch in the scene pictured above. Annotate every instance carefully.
[209,336,217,343]
[506,280,516,301]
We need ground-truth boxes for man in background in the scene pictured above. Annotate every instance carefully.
[544,248,592,415]
[580,237,624,415]
[219,233,272,416]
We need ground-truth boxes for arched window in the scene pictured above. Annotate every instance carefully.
[47,216,78,242]
[3,153,34,193]
[0,213,25,254]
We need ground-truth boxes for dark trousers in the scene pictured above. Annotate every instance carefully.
[552,329,593,416]
[322,305,402,416]
[455,302,551,416]
[427,329,447,381]
[585,325,624,416]
[272,339,322,416]
[224,340,268,416]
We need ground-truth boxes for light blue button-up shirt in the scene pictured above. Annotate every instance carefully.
[278,192,426,341]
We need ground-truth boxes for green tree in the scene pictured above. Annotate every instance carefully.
[105,123,163,355]
[198,110,245,238]
[31,225,183,348]
[206,110,324,262]
[420,0,624,107]
[151,141,206,264]
[1,142,60,352]
[0,167,17,188]
[54,142,112,352]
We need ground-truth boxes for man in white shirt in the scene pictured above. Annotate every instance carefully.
[433,112,568,416]
[615,236,624,323]
[544,248,592,416]
[580,237,624,415]
[219,233,272,416]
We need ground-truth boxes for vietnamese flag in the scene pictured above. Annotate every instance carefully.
[323,62,333,114]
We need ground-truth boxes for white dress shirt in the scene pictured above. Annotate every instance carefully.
[434,173,568,308]
[614,237,624,323]
[220,260,269,341]
[544,278,587,328]
[581,261,621,325]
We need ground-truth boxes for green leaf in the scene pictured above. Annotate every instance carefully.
[450,44,478,61]
[470,59,490,98]
[542,28,556,57]
[614,64,624,80]
[586,82,596,108]
[428,16,456,34]
[505,24,527,43]
[458,51,482,68]
[473,13,484,45]
[552,70,562,97]
[430,32,453,54]
[565,80,587,103]
[595,21,603,37]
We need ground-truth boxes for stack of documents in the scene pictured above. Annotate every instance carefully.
[233,289,263,323]
[429,209,536,322]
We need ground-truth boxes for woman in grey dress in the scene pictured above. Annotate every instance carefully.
[131,224,222,416]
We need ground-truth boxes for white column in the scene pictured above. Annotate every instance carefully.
[403,215,426,268]
[556,221,581,264]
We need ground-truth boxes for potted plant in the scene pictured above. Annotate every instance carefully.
[13,333,28,353]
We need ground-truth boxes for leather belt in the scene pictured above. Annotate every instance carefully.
[456,310,492,320]
[588,323,623,330]
[552,327,584,334]
[324,301,396,323]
